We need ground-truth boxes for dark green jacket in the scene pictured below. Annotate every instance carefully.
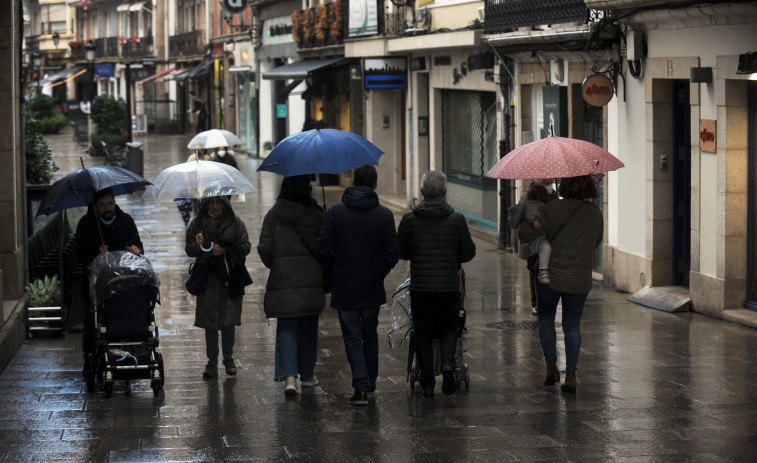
[518,197,603,295]
[186,196,251,330]
[397,199,476,292]
[257,199,325,319]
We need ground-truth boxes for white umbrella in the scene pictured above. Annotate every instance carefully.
[142,160,256,199]
[187,129,243,150]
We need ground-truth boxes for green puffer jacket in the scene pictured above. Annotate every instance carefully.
[397,199,476,292]
[257,199,325,319]
[186,196,251,330]
[518,197,603,295]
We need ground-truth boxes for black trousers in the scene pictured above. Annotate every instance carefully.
[411,290,460,390]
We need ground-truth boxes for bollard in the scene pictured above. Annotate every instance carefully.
[125,142,144,177]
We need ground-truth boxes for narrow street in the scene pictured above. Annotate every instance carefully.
[1,128,756,462]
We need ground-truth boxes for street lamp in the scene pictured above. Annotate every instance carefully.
[52,32,60,48]
[32,52,43,96]
[84,41,97,102]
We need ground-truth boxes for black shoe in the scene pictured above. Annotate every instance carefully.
[349,390,368,406]
[441,365,457,395]
[422,389,434,397]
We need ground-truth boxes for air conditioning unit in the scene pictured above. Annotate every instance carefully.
[416,7,431,29]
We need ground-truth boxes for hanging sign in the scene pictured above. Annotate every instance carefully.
[699,119,716,153]
[222,0,247,15]
[581,74,614,107]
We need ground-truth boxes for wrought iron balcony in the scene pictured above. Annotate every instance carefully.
[94,37,119,58]
[169,30,205,58]
[484,0,589,34]
[26,35,40,52]
[121,36,154,59]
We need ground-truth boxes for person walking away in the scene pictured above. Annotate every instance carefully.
[518,175,602,393]
[508,184,553,284]
[257,176,326,396]
[75,188,143,377]
[397,171,476,397]
[186,196,252,378]
[513,179,557,315]
[316,164,399,405]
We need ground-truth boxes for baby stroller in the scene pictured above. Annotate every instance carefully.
[84,251,164,397]
[388,269,469,391]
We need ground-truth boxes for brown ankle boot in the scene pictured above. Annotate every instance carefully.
[561,370,576,393]
[544,358,560,386]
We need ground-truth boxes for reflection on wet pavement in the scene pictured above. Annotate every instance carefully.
[1,128,756,461]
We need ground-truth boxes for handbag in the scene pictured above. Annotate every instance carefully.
[185,260,209,296]
[285,221,332,294]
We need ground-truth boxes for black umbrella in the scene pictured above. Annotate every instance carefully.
[36,163,152,218]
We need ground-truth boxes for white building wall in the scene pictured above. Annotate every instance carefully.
[611,23,757,281]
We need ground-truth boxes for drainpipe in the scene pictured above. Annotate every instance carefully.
[497,57,515,251]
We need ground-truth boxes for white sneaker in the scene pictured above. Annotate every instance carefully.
[284,376,297,396]
[300,377,319,387]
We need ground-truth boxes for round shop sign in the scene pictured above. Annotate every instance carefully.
[222,0,247,15]
[581,74,614,107]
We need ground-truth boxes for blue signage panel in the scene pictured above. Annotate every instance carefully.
[94,63,115,78]
[276,104,287,118]
[363,58,407,89]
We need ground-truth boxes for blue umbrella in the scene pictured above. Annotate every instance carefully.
[36,164,152,217]
[256,128,384,176]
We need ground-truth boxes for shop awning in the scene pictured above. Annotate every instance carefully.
[137,66,176,86]
[46,66,84,83]
[228,65,253,73]
[178,59,214,81]
[130,2,145,12]
[117,4,130,12]
[262,58,342,80]
[157,68,187,82]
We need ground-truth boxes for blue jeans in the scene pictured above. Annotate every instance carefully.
[337,308,380,391]
[411,290,460,390]
[535,279,586,372]
[205,326,235,365]
[274,314,320,382]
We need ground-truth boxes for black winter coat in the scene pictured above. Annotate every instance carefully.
[397,199,476,292]
[75,204,143,270]
[316,186,399,310]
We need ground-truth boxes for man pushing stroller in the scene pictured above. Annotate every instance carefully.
[397,171,476,396]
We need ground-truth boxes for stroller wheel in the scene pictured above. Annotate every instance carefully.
[124,380,131,395]
[464,364,470,389]
[103,382,113,398]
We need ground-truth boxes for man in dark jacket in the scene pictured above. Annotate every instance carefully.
[317,164,399,405]
[397,171,476,396]
[75,188,143,372]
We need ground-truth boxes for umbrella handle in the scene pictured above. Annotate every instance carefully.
[199,241,214,252]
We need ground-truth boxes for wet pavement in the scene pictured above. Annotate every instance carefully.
[2,127,757,462]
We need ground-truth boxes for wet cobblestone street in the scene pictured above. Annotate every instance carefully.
[1,128,757,462]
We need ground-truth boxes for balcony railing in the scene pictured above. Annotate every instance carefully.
[169,30,205,58]
[122,36,154,59]
[484,0,589,34]
[26,35,40,52]
[94,37,120,58]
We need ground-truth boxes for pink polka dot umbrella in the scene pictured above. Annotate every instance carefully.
[485,136,624,179]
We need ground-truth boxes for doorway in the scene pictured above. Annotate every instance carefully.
[672,80,691,286]
[746,82,757,310]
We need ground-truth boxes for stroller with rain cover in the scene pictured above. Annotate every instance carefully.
[388,269,469,391]
[84,251,164,397]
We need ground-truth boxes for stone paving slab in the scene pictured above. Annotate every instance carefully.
[2,128,757,461]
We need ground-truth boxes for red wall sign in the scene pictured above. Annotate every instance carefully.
[581,74,614,107]
[700,119,716,153]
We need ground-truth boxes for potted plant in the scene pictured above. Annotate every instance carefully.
[315,3,328,44]
[263,141,273,157]
[302,8,315,46]
[329,0,343,43]
[89,95,127,156]
[291,10,303,45]
[25,274,64,335]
